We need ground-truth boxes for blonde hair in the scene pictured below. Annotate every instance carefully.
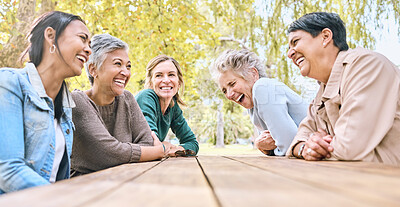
[144,54,186,107]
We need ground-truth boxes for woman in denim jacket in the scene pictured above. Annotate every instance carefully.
[0,11,91,194]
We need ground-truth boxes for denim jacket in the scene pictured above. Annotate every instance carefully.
[0,63,75,194]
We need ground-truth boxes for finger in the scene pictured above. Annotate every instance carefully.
[303,147,325,161]
[323,135,334,146]
[308,139,331,158]
[312,136,333,155]
[317,128,328,136]
[305,142,325,159]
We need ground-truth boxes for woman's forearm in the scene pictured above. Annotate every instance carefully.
[139,145,165,161]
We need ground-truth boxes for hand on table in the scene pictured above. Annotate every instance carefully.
[162,141,184,157]
[302,129,334,161]
[254,130,277,155]
[151,132,171,157]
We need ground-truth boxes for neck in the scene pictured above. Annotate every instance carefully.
[36,62,64,100]
[159,97,172,115]
[86,85,115,106]
[318,47,341,84]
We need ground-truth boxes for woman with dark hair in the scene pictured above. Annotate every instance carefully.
[136,55,199,156]
[0,11,91,193]
[71,34,167,176]
[286,12,400,165]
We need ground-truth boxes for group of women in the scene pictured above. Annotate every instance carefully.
[0,10,399,194]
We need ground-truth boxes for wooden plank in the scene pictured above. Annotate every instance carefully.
[82,157,218,207]
[229,155,400,207]
[197,155,365,207]
[0,160,161,207]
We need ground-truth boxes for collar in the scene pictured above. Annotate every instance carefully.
[26,62,76,108]
[321,49,353,100]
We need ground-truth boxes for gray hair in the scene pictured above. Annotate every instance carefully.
[85,33,129,85]
[211,49,267,83]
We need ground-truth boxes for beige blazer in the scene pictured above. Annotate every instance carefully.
[286,47,400,166]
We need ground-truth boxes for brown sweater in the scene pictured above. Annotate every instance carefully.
[71,90,153,175]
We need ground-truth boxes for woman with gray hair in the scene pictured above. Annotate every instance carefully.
[70,34,167,176]
[212,49,308,156]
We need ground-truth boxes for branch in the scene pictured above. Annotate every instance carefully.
[219,36,249,50]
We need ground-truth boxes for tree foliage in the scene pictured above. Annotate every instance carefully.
[0,0,399,145]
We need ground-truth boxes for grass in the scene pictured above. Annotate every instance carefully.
[197,143,264,156]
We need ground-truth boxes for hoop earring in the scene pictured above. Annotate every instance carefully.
[49,44,56,54]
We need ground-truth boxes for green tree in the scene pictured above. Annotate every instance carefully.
[1,0,399,146]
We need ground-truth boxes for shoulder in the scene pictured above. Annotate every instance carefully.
[71,89,94,111]
[343,47,394,68]
[0,67,27,87]
[341,47,399,76]
[120,90,135,101]
[136,89,159,103]
[0,67,29,97]
[71,89,88,102]
[253,78,291,96]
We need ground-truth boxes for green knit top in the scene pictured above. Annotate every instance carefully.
[135,89,199,154]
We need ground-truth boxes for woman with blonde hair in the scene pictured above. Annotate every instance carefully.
[136,55,199,156]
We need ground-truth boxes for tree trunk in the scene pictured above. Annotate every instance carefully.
[0,0,55,68]
[0,0,36,68]
[38,0,56,15]
[215,100,225,148]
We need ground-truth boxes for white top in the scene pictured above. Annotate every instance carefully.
[248,78,308,155]
[49,119,66,183]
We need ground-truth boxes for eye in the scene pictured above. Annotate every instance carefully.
[169,73,176,77]
[80,35,87,42]
[126,64,131,70]
[222,88,226,94]
[293,39,299,46]
[115,62,122,66]
[155,74,162,77]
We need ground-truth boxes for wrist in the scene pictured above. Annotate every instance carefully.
[161,143,165,153]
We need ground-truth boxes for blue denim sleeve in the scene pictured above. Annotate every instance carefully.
[0,70,49,193]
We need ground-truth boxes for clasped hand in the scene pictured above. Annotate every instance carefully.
[302,129,334,161]
[254,130,277,155]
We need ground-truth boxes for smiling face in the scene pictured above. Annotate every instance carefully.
[287,30,325,80]
[151,60,180,104]
[56,20,91,78]
[218,69,257,109]
[94,49,131,97]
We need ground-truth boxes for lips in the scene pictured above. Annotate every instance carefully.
[114,78,126,87]
[296,57,305,66]
[235,94,244,102]
[76,54,88,65]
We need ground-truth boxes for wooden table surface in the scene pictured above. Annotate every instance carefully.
[1,155,399,207]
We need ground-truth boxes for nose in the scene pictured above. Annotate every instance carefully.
[84,43,92,56]
[161,75,171,83]
[287,48,295,59]
[120,67,131,77]
[226,88,234,100]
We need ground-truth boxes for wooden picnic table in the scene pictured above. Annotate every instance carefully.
[0,155,399,207]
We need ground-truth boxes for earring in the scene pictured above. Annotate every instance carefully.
[49,44,56,53]
[323,42,326,46]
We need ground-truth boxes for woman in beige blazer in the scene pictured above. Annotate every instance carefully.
[286,12,400,165]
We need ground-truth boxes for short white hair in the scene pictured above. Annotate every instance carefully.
[85,33,129,85]
[211,49,267,83]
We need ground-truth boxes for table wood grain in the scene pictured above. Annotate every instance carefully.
[0,155,399,207]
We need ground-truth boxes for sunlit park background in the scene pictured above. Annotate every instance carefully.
[1,0,399,154]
